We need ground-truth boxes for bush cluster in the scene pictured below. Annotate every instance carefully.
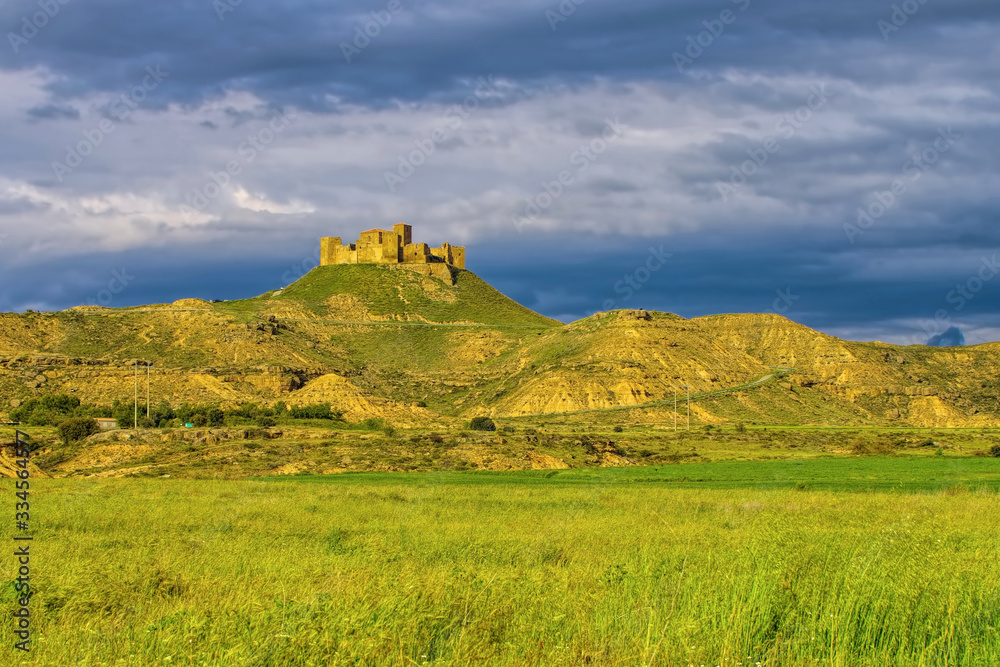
[57,417,100,444]
[10,394,98,426]
[9,393,350,431]
[470,416,496,431]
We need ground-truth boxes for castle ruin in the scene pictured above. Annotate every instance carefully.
[320,224,465,283]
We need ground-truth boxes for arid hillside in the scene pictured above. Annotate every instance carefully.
[1,264,997,427]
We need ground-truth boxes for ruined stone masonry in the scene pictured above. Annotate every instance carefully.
[320,224,465,283]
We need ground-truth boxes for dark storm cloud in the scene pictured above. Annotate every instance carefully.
[473,228,1000,343]
[26,103,79,120]
[0,246,309,312]
[0,0,998,345]
[1,226,997,347]
[928,326,966,347]
[1,0,994,109]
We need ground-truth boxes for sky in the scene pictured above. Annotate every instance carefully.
[0,0,998,346]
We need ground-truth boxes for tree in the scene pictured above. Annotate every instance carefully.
[206,408,225,427]
[289,403,342,420]
[11,393,82,425]
[469,416,496,432]
[150,400,175,427]
[58,418,100,445]
[111,399,139,429]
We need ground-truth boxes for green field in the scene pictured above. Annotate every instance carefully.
[262,456,1000,492]
[4,457,1000,666]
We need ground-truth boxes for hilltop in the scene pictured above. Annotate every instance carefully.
[228,264,560,327]
[0,264,998,428]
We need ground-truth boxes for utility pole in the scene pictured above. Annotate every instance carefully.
[672,385,678,432]
[686,384,691,431]
[133,361,138,430]
[146,362,151,418]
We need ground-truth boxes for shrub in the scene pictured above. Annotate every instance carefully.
[988,444,1000,458]
[256,416,276,427]
[735,422,747,434]
[613,425,624,433]
[150,400,175,427]
[12,393,82,426]
[206,408,225,427]
[360,417,386,431]
[57,417,100,445]
[469,417,496,432]
[289,403,343,420]
[382,424,397,437]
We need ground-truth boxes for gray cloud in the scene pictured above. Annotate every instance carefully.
[0,0,997,345]
[928,326,966,347]
[26,103,79,120]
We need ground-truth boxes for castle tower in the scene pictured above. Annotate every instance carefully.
[320,237,341,266]
[393,223,412,246]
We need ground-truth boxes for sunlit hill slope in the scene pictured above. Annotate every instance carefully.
[1,264,997,427]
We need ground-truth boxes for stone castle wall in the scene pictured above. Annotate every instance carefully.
[320,224,466,272]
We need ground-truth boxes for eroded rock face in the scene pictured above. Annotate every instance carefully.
[1,273,999,428]
[0,440,49,479]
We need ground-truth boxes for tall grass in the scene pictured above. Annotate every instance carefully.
[4,479,998,666]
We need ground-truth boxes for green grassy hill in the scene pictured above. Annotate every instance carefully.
[229,265,561,328]
[0,265,998,428]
